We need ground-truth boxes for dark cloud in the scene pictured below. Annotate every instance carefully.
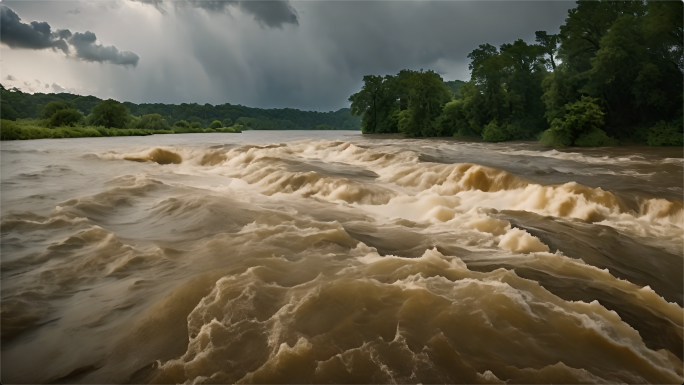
[52,83,66,92]
[69,31,140,66]
[1,1,576,110]
[1,4,140,67]
[5,75,17,81]
[66,8,81,15]
[45,84,50,89]
[130,0,167,14]
[239,0,298,28]
[0,5,71,53]
[151,0,298,28]
[181,1,575,110]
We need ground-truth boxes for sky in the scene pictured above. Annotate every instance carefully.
[0,0,576,112]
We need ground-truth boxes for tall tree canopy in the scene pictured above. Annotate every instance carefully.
[348,0,682,146]
[87,99,130,128]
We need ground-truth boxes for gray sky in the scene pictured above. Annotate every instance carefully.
[1,1,575,111]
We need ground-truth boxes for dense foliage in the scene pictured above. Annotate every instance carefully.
[349,0,682,146]
[0,119,172,141]
[0,84,361,132]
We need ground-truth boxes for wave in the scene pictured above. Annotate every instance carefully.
[154,244,682,384]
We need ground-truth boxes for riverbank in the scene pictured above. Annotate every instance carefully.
[0,120,244,141]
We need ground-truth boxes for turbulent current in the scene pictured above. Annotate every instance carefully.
[1,131,683,384]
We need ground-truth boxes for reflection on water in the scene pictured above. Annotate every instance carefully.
[1,132,682,384]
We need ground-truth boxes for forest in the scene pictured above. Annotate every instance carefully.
[349,0,683,146]
[0,84,361,140]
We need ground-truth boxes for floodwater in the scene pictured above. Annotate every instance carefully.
[1,131,682,384]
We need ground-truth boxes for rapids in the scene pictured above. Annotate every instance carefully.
[1,131,682,384]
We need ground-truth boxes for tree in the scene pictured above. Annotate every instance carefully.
[443,80,466,98]
[540,96,614,146]
[440,99,471,136]
[209,120,223,129]
[221,118,232,127]
[1,103,20,121]
[482,119,509,142]
[186,116,205,127]
[48,108,85,127]
[132,114,171,130]
[40,101,71,119]
[88,99,130,128]
[542,0,682,143]
[460,40,547,139]
[535,31,560,70]
[399,70,452,137]
[173,120,190,129]
[348,75,384,133]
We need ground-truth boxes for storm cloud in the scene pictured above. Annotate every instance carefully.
[0,5,71,53]
[70,31,140,66]
[0,4,140,67]
[152,0,299,28]
[1,1,576,111]
[237,1,298,28]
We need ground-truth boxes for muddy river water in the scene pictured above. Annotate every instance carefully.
[1,131,682,383]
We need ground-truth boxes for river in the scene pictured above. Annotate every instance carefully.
[1,131,682,384]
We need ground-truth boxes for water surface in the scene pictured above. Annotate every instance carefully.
[2,131,682,384]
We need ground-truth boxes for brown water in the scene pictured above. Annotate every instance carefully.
[1,131,682,384]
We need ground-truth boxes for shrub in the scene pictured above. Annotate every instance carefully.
[574,127,618,146]
[1,119,22,140]
[542,96,606,146]
[133,114,171,130]
[222,118,233,127]
[647,120,683,146]
[482,120,509,142]
[190,122,202,129]
[209,120,223,129]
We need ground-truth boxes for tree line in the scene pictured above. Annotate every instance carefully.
[0,85,361,131]
[349,0,682,146]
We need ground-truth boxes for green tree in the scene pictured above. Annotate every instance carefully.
[440,99,472,137]
[173,120,190,128]
[1,103,20,121]
[209,120,223,129]
[88,99,130,128]
[133,114,171,130]
[221,118,233,127]
[40,101,71,119]
[460,40,547,139]
[48,108,85,127]
[535,31,560,70]
[186,116,205,127]
[349,75,385,133]
[443,80,466,98]
[541,0,682,143]
[399,70,452,137]
[647,119,683,146]
[540,96,614,146]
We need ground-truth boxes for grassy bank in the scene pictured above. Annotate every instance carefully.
[0,119,239,141]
